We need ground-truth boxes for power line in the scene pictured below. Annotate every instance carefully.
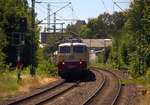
[115,1,131,3]
[100,0,109,13]
[35,4,48,22]
[111,0,124,11]
[112,0,133,12]
[35,3,47,14]
[49,4,74,21]
[37,2,71,24]
[62,0,77,23]
[112,0,115,12]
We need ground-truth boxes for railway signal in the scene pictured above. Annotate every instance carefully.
[11,32,25,81]
[20,17,27,32]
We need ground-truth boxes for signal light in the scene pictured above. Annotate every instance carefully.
[21,20,25,23]
[19,18,27,32]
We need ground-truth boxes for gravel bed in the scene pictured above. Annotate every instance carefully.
[109,70,138,105]
[44,70,104,105]
[87,69,120,105]
[90,67,138,105]
[14,82,75,105]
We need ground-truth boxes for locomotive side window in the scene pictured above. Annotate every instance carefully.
[60,46,70,53]
[73,46,84,53]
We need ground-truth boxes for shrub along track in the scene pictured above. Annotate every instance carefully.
[6,79,80,105]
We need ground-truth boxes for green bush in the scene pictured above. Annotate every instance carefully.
[36,61,57,77]
[98,52,104,63]
[146,68,150,84]
[0,70,19,95]
[128,53,140,78]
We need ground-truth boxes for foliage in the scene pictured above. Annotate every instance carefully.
[65,24,79,38]
[0,0,39,67]
[66,12,127,39]
[128,52,140,78]
[99,0,150,79]
[98,52,104,63]
[0,63,56,97]
[36,47,57,77]
[43,35,62,61]
[124,0,150,76]
[98,46,111,64]
[0,28,7,71]
[37,61,57,77]
[0,70,19,96]
[79,25,92,38]
[121,43,128,65]
[146,68,150,84]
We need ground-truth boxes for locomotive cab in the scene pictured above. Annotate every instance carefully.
[57,40,89,78]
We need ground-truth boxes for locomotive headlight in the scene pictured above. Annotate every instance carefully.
[80,61,82,64]
[62,62,65,65]
[80,58,83,64]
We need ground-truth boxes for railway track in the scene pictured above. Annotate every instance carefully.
[7,80,80,105]
[82,69,106,105]
[7,68,122,105]
[83,67,122,105]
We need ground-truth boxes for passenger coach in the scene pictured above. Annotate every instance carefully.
[57,40,89,78]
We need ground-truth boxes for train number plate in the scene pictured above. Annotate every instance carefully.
[69,56,75,60]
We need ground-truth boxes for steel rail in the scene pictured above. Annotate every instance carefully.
[88,67,122,105]
[7,80,66,105]
[82,70,106,105]
[109,71,122,105]
[35,80,80,105]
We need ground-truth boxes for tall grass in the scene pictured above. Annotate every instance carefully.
[0,61,57,98]
[90,62,116,70]
[0,70,19,96]
[36,61,57,77]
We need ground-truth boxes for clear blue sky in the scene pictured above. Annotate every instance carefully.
[28,0,132,29]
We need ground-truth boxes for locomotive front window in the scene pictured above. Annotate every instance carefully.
[73,46,84,53]
[60,46,70,53]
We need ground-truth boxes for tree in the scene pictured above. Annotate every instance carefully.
[65,24,78,38]
[0,0,40,67]
[43,35,63,61]
[79,25,92,38]
[0,27,7,71]
[126,0,150,75]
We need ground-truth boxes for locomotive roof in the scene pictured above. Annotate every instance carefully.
[59,43,87,47]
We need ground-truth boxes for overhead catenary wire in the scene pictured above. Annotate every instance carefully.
[112,0,133,12]
[63,0,78,24]
[35,3,47,15]
[112,0,115,12]
[111,0,124,11]
[37,2,71,25]
[34,0,77,32]
[50,5,77,22]
[100,0,109,13]
[115,1,131,3]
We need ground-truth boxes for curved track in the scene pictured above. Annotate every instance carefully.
[82,69,106,105]
[83,67,122,105]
